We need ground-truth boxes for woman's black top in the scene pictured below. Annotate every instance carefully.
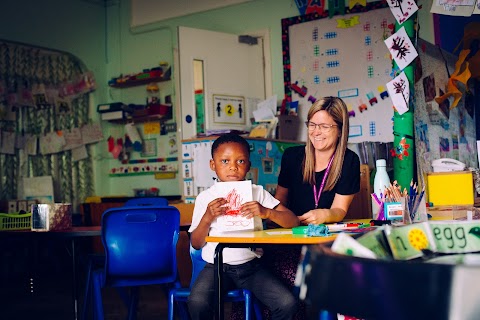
[277,146,360,216]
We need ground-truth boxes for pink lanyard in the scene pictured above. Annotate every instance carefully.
[313,153,335,208]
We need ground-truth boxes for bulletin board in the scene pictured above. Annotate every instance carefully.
[414,38,477,178]
[282,2,395,143]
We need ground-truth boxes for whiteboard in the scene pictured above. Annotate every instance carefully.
[282,3,395,143]
[131,0,253,27]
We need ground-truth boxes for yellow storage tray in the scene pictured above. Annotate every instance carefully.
[426,171,474,206]
[0,212,32,231]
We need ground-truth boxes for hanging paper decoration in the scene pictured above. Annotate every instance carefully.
[434,49,472,109]
[349,0,366,9]
[386,71,410,115]
[387,0,419,25]
[306,0,326,15]
[384,26,418,71]
[295,0,309,15]
[327,0,345,17]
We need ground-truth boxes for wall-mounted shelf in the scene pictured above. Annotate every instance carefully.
[109,76,171,88]
[108,113,172,124]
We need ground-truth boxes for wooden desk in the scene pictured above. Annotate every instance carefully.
[205,229,338,320]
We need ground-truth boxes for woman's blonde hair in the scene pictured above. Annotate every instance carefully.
[303,96,349,191]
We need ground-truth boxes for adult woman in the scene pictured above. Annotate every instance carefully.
[275,96,360,222]
[256,97,360,320]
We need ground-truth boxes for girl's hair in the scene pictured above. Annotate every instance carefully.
[303,96,349,191]
[211,133,250,158]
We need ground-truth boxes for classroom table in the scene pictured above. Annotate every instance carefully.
[205,228,338,320]
[0,226,102,320]
[1,224,191,320]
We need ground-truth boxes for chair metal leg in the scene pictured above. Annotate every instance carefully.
[244,293,252,320]
[168,290,175,320]
[127,287,139,320]
[81,259,93,320]
[92,271,105,320]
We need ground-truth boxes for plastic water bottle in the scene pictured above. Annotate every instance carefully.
[372,159,390,219]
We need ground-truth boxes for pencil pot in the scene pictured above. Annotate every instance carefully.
[31,203,72,232]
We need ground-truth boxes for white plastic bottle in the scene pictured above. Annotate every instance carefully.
[372,159,390,219]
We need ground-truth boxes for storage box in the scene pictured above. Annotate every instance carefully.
[426,171,474,206]
[31,203,72,231]
[276,115,301,141]
[427,206,479,220]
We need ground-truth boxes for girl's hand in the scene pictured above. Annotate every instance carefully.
[240,201,270,219]
[205,198,227,223]
[298,209,326,225]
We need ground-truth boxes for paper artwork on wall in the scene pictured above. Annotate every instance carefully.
[63,128,83,151]
[214,180,254,232]
[430,0,475,16]
[384,26,418,71]
[386,71,409,115]
[23,176,54,204]
[80,123,104,144]
[1,131,15,154]
[387,0,419,25]
[40,132,66,155]
[25,134,38,155]
[72,145,88,162]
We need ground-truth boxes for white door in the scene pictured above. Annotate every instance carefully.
[178,26,269,140]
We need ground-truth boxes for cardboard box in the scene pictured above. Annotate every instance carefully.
[276,115,301,141]
[428,206,479,220]
[426,171,474,206]
[31,203,72,231]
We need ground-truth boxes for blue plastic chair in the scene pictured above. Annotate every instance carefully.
[168,245,262,320]
[83,205,181,320]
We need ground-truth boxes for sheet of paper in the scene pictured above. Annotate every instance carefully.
[253,106,276,122]
[387,0,419,24]
[384,27,418,71]
[431,0,474,15]
[215,180,254,232]
[256,95,277,114]
[386,71,410,115]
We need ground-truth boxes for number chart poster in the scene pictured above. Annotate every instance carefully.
[282,2,395,143]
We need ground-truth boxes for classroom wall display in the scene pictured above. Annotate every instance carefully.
[181,138,303,200]
[414,38,477,179]
[282,2,395,143]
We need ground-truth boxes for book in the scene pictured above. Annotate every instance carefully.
[101,110,128,120]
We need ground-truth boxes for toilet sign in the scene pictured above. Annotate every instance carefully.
[212,94,246,125]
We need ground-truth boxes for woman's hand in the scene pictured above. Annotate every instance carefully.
[298,209,328,225]
[240,201,270,219]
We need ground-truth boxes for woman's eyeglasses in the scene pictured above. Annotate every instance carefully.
[305,121,337,133]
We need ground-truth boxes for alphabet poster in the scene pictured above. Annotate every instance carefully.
[283,2,395,143]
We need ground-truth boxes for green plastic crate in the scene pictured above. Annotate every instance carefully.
[0,213,32,231]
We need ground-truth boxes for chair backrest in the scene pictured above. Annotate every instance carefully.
[101,205,180,286]
[124,197,168,207]
[189,245,207,288]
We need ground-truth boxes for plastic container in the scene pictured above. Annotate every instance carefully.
[372,159,390,219]
[0,212,32,231]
